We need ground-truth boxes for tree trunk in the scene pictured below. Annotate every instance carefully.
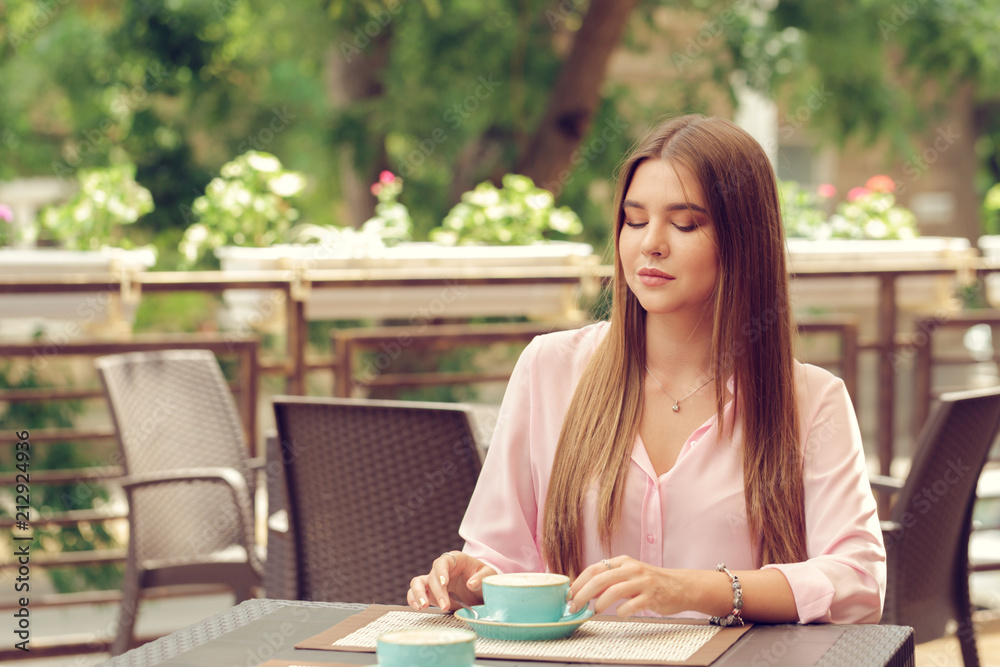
[516,0,639,196]
[325,29,392,228]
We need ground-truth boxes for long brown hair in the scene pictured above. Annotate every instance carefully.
[542,114,806,577]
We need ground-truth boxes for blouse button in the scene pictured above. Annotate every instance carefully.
[646,534,655,544]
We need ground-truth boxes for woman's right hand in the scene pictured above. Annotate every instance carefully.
[407,551,496,612]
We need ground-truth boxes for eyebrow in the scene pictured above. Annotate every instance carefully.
[622,199,708,214]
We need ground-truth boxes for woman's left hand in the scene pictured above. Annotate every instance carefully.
[567,555,691,617]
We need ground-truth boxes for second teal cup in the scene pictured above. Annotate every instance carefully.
[375,628,476,667]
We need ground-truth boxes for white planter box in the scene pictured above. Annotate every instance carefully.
[216,242,596,327]
[0,248,156,338]
[786,237,973,313]
[977,236,1000,307]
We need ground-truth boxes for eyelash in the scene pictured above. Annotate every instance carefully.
[623,221,698,233]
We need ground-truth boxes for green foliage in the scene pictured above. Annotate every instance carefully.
[0,204,12,246]
[984,183,1000,236]
[179,151,307,267]
[132,292,221,334]
[779,180,830,240]
[831,191,919,241]
[39,163,154,250]
[0,361,122,593]
[430,175,583,246]
[4,0,1000,260]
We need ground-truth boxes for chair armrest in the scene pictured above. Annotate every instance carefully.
[267,509,289,534]
[880,520,902,546]
[869,474,904,493]
[119,467,263,575]
[120,467,251,499]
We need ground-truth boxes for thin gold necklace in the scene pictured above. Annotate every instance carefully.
[644,365,714,412]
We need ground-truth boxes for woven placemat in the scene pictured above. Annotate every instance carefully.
[296,605,752,666]
[259,662,358,667]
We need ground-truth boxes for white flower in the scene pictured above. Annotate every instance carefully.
[187,223,208,243]
[246,153,281,172]
[269,172,306,197]
[865,219,888,239]
[525,192,554,210]
[468,189,500,207]
[548,209,580,234]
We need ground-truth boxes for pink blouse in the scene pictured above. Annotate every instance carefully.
[460,321,886,624]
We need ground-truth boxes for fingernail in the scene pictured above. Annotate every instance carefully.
[439,575,447,585]
[419,597,426,607]
[438,598,447,609]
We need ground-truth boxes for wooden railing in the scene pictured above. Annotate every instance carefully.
[0,336,260,659]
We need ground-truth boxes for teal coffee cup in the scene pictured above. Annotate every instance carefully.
[375,628,476,667]
[481,572,571,623]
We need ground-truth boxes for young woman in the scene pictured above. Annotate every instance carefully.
[407,114,885,625]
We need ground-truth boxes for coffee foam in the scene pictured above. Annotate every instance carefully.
[379,629,474,645]
[485,572,569,587]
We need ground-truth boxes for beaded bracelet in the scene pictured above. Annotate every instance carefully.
[709,563,744,627]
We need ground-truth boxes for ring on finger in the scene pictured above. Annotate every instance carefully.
[442,552,458,567]
[601,558,616,570]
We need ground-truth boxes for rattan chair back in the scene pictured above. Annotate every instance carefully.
[880,385,1000,667]
[96,349,262,654]
[98,350,254,560]
[272,396,482,605]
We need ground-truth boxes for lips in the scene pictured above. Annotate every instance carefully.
[637,267,675,286]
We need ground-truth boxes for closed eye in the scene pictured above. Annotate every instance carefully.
[623,221,647,229]
[673,223,698,232]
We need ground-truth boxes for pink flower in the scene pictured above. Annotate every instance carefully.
[865,175,896,193]
[379,170,396,185]
[816,184,836,199]
[0,204,12,223]
[847,187,872,202]
[370,183,382,196]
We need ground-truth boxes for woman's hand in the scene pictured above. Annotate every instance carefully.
[407,551,497,613]
[567,555,692,617]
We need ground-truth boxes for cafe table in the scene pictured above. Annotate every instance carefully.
[101,599,915,667]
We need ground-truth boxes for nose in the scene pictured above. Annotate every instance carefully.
[640,221,669,258]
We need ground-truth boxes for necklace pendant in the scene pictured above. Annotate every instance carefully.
[672,402,680,412]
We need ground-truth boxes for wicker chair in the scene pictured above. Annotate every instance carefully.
[271,396,482,604]
[873,385,1000,667]
[96,350,263,655]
